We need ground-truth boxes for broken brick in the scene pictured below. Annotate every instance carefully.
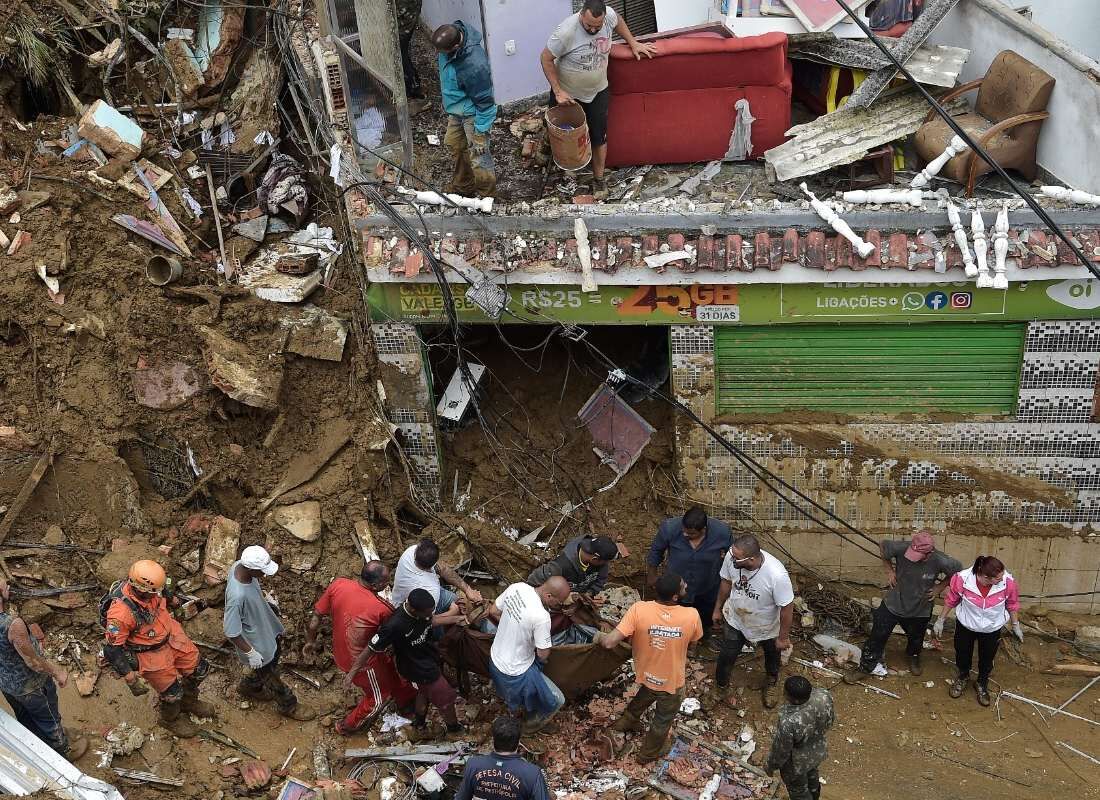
[835,235,853,270]
[642,235,660,258]
[668,233,685,252]
[593,236,608,271]
[389,239,409,274]
[754,233,770,270]
[404,250,424,278]
[363,235,385,266]
[770,236,784,270]
[804,232,826,268]
[783,228,800,262]
[696,235,717,270]
[465,239,483,261]
[885,233,908,269]
[725,235,743,271]
[77,100,145,162]
[573,195,595,205]
[615,237,634,267]
[824,236,838,271]
[1027,230,1055,267]
[861,230,881,269]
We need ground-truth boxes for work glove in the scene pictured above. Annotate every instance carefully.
[1013,621,1024,643]
[932,617,945,638]
[125,672,150,696]
[244,648,264,669]
[470,132,489,158]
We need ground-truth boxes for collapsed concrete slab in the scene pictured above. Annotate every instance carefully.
[0,709,123,799]
[199,326,284,409]
[271,500,322,542]
[203,515,240,585]
[132,360,206,410]
[281,305,348,361]
[77,101,145,162]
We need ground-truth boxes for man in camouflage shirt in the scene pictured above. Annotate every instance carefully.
[397,0,426,111]
[765,676,835,800]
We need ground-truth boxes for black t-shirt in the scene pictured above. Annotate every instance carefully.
[369,605,439,683]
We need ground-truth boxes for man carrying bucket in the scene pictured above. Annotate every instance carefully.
[432,22,498,198]
[541,0,656,200]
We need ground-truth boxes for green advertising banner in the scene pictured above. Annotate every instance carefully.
[367,277,1100,326]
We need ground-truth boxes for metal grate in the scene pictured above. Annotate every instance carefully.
[571,0,658,36]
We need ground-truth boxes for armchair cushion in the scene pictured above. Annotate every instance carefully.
[976,50,1055,123]
[913,113,1021,185]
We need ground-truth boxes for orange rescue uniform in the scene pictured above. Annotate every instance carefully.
[104,583,200,694]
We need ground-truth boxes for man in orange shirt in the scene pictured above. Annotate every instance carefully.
[600,572,702,763]
[102,560,214,737]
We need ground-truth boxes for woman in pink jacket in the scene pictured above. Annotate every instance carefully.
[933,556,1023,706]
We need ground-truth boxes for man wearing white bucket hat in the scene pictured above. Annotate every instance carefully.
[224,545,316,720]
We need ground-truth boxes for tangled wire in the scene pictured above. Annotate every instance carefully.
[801,584,870,633]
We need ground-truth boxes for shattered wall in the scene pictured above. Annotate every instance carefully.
[370,322,442,505]
[670,320,1100,612]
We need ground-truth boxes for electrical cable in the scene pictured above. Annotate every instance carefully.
[832,0,1100,278]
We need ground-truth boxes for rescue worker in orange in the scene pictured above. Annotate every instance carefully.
[102,560,215,737]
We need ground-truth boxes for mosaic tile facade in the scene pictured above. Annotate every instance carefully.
[371,322,442,506]
[669,321,1100,611]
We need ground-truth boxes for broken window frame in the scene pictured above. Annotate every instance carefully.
[318,0,412,171]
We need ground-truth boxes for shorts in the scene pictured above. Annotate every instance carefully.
[550,86,610,147]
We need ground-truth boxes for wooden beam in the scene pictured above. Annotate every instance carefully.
[0,448,55,547]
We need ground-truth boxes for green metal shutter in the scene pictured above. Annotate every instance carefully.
[714,322,1026,416]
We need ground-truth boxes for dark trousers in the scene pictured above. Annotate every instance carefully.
[781,766,821,800]
[620,685,683,760]
[4,680,68,755]
[954,622,1001,687]
[399,31,422,99]
[859,603,930,671]
[240,644,297,712]
[717,622,780,687]
[683,588,719,639]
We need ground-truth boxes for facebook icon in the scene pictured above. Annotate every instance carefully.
[925,291,948,310]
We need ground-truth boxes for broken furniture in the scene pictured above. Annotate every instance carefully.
[605,31,791,167]
[913,50,1054,196]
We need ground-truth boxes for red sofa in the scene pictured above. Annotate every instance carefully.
[605,32,791,168]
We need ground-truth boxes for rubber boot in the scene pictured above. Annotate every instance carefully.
[612,710,642,733]
[181,686,216,719]
[158,699,199,738]
[636,724,671,764]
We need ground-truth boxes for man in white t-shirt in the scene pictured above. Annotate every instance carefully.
[540,0,656,200]
[391,539,483,615]
[713,535,795,709]
[486,577,572,733]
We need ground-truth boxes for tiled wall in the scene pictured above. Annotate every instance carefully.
[371,322,442,506]
[670,320,1100,611]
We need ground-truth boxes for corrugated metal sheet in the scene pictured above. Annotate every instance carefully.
[715,322,1026,415]
[572,0,658,36]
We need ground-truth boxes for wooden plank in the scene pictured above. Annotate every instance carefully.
[1047,663,1100,677]
[765,89,966,182]
[0,449,55,547]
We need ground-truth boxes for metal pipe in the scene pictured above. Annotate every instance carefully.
[1001,691,1100,728]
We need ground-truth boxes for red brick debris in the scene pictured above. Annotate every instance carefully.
[363,227,1099,277]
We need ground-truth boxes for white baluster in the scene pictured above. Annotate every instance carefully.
[801,183,875,259]
[971,210,989,285]
[841,188,925,208]
[397,187,494,213]
[947,201,975,278]
[991,202,1010,290]
[911,135,969,190]
[1039,186,1100,206]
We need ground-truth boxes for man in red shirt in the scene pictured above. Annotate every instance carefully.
[304,561,416,734]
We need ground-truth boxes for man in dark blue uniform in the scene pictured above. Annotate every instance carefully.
[456,716,550,800]
[647,507,731,645]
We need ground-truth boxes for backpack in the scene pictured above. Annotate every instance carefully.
[98,580,152,631]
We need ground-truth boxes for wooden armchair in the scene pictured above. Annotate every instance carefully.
[914,50,1054,196]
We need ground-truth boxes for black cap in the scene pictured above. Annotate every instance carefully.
[582,536,620,562]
